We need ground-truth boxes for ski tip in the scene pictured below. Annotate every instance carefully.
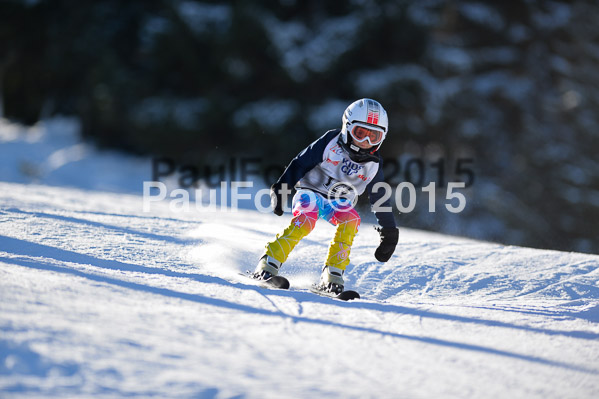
[269,276,290,289]
[246,272,289,290]
[337,290,360,301]
[310,285,360,301]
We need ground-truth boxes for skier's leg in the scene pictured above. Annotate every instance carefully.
[257,191,319,276]
[321,206,361,287]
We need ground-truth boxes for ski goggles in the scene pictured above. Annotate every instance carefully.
[349,123,385,146]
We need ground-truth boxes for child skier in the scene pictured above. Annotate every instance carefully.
[254,98,399,294]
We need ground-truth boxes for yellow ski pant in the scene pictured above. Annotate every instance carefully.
[265,190,361,270]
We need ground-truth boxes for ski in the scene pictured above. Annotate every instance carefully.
[262,275,290,289]
[244,271,358,300]
[245,271,290,290]
[310,284,360,301]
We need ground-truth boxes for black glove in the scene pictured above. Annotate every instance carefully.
[270,184,284,216]
[375,227,398,262]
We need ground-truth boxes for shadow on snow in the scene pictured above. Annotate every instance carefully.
[6,208,199,245]
[1,234,598,376]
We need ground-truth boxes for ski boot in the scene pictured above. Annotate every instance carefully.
[252,255,282,280]
[318,265,345,295]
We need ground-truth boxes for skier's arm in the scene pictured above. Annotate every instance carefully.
[366,162,396,229]
[274,129,339,188]
[366,159,399,262]
[270,129,338,215]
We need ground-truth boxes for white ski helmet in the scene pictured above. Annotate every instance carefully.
[340,98,389,158]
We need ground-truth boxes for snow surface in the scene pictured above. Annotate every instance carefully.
[1,118,599,398]
[0,117,149,193]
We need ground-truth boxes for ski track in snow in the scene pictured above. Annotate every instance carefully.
[1,182,598,398]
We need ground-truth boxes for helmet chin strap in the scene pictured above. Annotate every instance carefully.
[369,145,380,154]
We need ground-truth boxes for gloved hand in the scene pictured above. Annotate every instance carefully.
[374,227,398,262]
[270,184,284,216]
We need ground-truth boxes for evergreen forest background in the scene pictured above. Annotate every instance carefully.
[2,0,598,254]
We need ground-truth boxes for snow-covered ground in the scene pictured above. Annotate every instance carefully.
[1,118,598,398]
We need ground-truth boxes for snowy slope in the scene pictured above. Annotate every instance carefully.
[1,118,599,398]
[2,182,598,398]
[0,117,149,192]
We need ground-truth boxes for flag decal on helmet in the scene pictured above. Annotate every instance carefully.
[366,99,380,125]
